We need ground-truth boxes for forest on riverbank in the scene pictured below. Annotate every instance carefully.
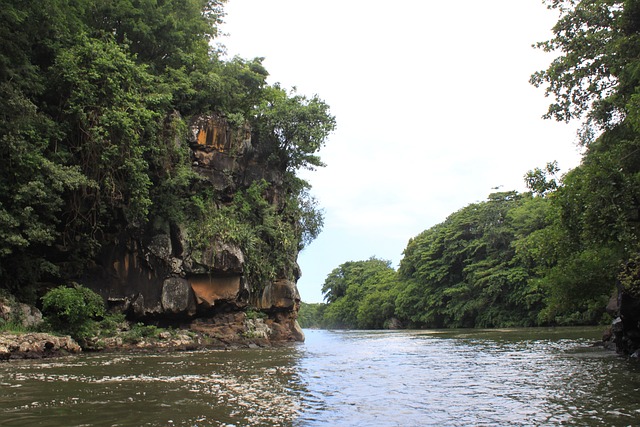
[0,0,334,306]
[300,0,640,330]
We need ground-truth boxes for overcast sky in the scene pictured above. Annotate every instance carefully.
[220,0,583,303]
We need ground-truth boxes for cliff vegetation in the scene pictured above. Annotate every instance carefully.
[0,0,335,343]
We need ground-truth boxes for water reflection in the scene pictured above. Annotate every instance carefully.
[1,328,639,426]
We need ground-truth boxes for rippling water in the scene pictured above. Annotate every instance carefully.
[1,328,639,426]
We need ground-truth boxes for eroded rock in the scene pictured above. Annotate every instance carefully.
[161,277,197,317]
[74,113,303,342]
[257,279,300,311]
[0,333,81,360]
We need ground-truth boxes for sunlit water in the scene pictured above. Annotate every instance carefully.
[1,328,639,426]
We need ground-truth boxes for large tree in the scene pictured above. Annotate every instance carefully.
[528,0,640,321]
[531,0,640,138]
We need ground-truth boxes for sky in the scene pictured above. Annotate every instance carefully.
[219,0,584,303]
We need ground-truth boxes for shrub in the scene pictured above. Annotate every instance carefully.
[122,322,161,344]
[41,284,105,338]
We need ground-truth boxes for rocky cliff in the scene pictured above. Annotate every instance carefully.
[80,113,304,344]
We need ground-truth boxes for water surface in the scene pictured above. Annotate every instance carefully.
[1,328,639,426]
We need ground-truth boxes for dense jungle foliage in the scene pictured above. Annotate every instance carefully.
[0,0,334,302]
[300,0,640,330]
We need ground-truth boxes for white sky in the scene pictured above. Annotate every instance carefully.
[220,0,583,303]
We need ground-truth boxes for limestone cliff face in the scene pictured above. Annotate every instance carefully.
[82,113,304,343]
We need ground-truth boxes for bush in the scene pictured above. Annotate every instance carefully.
[41,284,105,338]
[122,322,161,344]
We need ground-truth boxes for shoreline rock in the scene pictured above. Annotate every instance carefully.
[0,316,302,360]
[0,332,82,360]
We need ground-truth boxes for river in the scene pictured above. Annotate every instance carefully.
[1,328,639,426]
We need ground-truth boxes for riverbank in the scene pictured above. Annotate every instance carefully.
[0,312,301,360]
[0,327,284,360]
[0,332,81,360]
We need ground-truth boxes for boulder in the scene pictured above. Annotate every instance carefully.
[130,293,163,318]
[191,240,245,274]
[610,291,640,355]
[256,279,300,311]
[147,233,172,261]
[161,277,197,317]
[264,312,305,342]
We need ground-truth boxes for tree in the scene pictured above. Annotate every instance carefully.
[525,161,561,196]
[321,258,399,329]
[252,85,336,172]
[531,0,640,139]
[397,192,546,328]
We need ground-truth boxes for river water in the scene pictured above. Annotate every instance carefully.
[1,328,639,426]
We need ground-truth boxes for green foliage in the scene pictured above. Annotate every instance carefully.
[0,81,90,300]
[320,258,400,329]
[122,322,161,344]
[536,247,619,324]
[53,34,160,230]
[96,313,128,337]
[318,185,621,330]
[618,253,640,297]
[525,161,560,196]
[396,192,545,328]
[41,284,106,339]
[245,308,267,320]
[189,180,301,290]
[297,302,326,329]
[252,85,336,172]
[530,0,635,133]
[0,0,332,301]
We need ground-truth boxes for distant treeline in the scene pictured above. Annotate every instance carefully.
[300,0,640,330]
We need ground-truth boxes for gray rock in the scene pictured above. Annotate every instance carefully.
[147,234,172,261]
[0,333,81,359]
[0,298,43,328]
[161,278,196,317]
[195,240,245,274]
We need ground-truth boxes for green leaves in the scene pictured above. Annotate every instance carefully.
[320,258,399,329]
[53,35,160,228]
[188,180,302,290]
[41,284,106,340]
[396,193,544,328]
[253,85,336,172]
[532,0,640,142]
